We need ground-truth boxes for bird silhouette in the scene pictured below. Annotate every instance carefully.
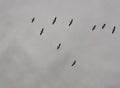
[102,24,106,29]
[112,26,116,34]
[40,28,44,35]
[72,60,76,66]
[57,43,61,50]
[31,17,35,23]
[69,19,73,27]
[92,25,96,31]
[52,17,57,25]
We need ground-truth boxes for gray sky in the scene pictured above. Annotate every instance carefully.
[0,0,120,88]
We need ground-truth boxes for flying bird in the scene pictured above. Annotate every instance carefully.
[92,25,96,31]
[57,43,61,50]
[72,60,76,66]
[112,26,116,34]
[102,24,106,29]
[69,19,73,27]
[31,17,35,23]
[40,28,44,35]
[52,17,57,25]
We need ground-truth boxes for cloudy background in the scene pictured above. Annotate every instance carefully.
[0,0,120,88]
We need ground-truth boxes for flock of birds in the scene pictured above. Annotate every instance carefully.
[30,16,116,67]
[31,16,76,67]
[92,24,116,34]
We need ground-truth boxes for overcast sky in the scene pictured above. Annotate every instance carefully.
[0,0,120,88]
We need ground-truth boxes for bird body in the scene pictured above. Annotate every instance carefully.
[57,43,61,50]
[40,28,44,35]
[102,24,106,29]
[92,25,96,31]
[31,17,35,23]
[72,60,76,66]
[69,19,73,27]
[52,17,57,25]
[112,26,116,34]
